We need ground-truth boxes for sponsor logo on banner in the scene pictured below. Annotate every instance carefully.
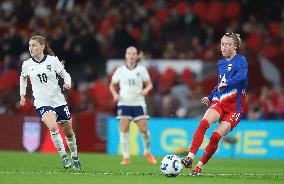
[22,116,41,153]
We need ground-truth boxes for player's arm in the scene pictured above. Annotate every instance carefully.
[226,66,248,86]
[141,80,153,96]
[140,67,153,96]
[208,85,218,102]
[200,85,217,106]
[19,64,28,106]
[218,60,248,90]
[54,57,72,89]
[109,81,119,102]
[109,68,120,102]
[59,69,72,89]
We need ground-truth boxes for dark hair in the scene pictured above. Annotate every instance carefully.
[30,35,65,65]
[126,46,144,63]
[223,33,242,52]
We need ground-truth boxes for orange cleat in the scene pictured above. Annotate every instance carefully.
[144,152,157,165]
[120,157,131,165]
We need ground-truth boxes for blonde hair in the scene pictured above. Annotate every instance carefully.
[30,35,65,65]
[30,35,55,56]
[224,33,242,52]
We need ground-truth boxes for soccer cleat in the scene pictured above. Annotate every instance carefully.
[72,157,81,170]
[120,157,131,165]
[62,155,71,169]
[190,166,202,176]
[144,152,157,165]
[181,156,193,169]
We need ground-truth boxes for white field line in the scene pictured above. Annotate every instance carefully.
[0,170,283,178]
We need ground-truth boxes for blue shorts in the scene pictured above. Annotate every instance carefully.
[117,105,149,121]
[36,105,71,123]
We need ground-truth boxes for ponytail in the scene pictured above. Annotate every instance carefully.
[44,42,55,56]
[136,51,144,63]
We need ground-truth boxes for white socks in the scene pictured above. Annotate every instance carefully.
[50,130,67,157]
[50,130,78,158]
[66,134,78,158]
[120,131,151,158]
[120,132,130,159]
[187,152,196,160]
[197,161,204,169]
[141,131,150,153]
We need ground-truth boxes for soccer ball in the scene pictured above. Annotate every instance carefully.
[160,155,183,177]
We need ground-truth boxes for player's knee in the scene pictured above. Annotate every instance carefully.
[64,130,74,138]
[50,129,59,135]
[199,119,209,131]
[210,132,221,144]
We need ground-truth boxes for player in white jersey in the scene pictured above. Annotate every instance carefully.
[19,35,80,170]
[109,46,157,165]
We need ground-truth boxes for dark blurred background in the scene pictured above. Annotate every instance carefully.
[1,0,284,121]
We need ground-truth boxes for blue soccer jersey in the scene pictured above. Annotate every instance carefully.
[208,54,248,113]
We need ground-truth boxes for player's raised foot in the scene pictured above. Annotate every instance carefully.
[181,156,193,169]
[144,152,157,165]
[62,155,71,169]
[120,157,131,165]
[72,157,81,171]
[190,165,202,176]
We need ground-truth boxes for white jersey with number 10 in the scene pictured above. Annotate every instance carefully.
[20,55,71,108]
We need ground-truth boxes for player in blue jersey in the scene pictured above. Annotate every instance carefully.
[181,33,248,176]
[109,46,157,165]
[19,35,81,170]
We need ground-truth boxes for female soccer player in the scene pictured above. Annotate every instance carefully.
[19,35,81,170]
[182,33,248,176]
[109,46,157,165]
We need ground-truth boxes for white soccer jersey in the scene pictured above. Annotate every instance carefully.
[112,65,150,106]
[20,55,71,108]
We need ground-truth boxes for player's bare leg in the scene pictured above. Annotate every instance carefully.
[60,122,80,170]
[119,118,131,164]
[43,112,70,169]
[136,119,157,164]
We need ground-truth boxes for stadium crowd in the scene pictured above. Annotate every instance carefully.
[0,0,284,119]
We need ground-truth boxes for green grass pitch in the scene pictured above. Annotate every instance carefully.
[0,151,283,184]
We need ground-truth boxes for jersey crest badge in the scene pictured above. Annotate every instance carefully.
[228,64,232,71]
[47,65,51,71]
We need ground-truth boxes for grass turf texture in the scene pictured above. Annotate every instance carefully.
[0,151,283,184]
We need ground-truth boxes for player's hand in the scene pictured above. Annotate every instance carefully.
[63,84,71,90]
[20,96,26,106]
[201,97,210,106]
[140,89,149,96]
[218,83,227,91]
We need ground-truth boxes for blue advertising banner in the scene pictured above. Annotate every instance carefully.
[107,117,284,159]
